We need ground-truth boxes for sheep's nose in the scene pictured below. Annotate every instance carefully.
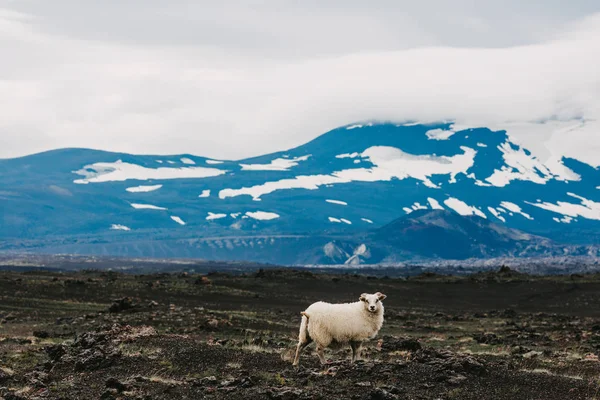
[369,306,375,311]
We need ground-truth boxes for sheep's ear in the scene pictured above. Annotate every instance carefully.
[376,292,387,301]
[359,293,368,302]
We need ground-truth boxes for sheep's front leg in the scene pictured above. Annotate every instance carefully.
[350,341,362,363]
[316,344,327,364]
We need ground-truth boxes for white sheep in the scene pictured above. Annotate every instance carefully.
[292,292,387,366]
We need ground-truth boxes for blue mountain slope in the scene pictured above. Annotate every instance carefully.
[1,122,599,263]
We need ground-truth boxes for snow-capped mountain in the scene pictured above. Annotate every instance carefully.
[1,122,599,264]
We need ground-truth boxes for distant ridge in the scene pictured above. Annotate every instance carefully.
[1,122,599,265]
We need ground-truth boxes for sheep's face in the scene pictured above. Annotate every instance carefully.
[359,292,387,313]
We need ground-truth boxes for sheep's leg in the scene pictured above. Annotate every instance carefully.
[350,341,362,363]
[316,344,327,364]
[292,338,312,366]
[293,314,312,367]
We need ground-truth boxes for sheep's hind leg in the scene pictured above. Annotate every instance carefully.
[292,338,312,367]
[350,341,362,363]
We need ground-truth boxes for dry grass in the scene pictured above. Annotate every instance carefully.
[149,376,183,386]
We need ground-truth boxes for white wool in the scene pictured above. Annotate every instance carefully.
[302,300,384,343]
[293,292,386,366]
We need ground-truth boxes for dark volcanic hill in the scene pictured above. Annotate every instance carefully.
[366,210,556,261]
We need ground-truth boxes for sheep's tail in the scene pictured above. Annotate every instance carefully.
[298,311,309,342]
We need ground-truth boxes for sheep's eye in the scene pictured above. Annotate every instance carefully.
[376,299,379,303]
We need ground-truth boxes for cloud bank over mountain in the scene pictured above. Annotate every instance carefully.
[0,3,599,164]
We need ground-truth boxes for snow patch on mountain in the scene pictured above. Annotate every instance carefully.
[487,207,506,222]
[444,197,486,218]
[171,216,186,225]
[411,202,427,210]
[206,159,224,165]
[126,184,163,193]
[199,190,210,198]
[180,158,195,165]
[425,123,470,141]
[427,198,444,210]
[500,201,533,220]
[488,120,600,170]
[361,218,373,224]
[245,211,280,220]
[553,216,574,224]
[110,224,131,231]
[345,243,370,265]
[426,128,455,141]
[340,218,352,225]
[323,242,347,259]
[360,146,476,188]
[356,244,368,255]
[130,203,167,210]
[484,141,574,187]
[336,152,360,159]
[73,160,226,183]
[220,174,341,200]
[219,145,476,200]
[326,199,347,206]
[329,217,341,223]
[206,212,227,221]
[240,155,311,171]
[528,193,600,221]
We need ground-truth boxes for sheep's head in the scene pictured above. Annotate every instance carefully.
[359,292,387,313]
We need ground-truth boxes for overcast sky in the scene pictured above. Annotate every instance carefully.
[1,1,599,161]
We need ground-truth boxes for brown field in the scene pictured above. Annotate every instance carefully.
[2,267,600,399]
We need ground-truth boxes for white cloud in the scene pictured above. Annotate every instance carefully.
[0,6,599,167]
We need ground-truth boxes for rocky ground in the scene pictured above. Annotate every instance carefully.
[2,267,600,399]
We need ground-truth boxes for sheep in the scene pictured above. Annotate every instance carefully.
[292,292,387,366]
